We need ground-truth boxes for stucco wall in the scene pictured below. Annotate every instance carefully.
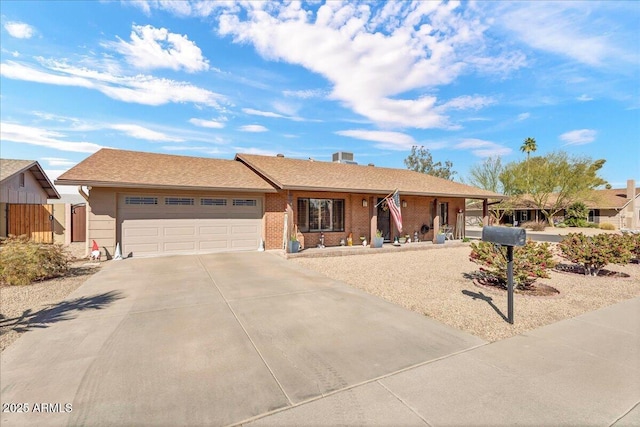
[87,187,117,258]
[51,203,67,244]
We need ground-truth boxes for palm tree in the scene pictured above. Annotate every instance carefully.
[520,137,537,161]
[520,137,537,194]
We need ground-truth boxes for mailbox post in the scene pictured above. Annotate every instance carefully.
[481,226,526,324]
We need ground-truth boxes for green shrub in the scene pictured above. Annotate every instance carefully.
[520,221,546,231]
[0,235,70,286]
[557,222,567,228]
[565,202,589,227]
[469,240,557,290]
[599,222,616,230]
[622,233,640,260]
[462,237,471,243]
[558,233,633,276]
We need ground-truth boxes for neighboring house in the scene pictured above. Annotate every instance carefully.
[55,149,502,258]
[0,159,60,239]
[585,182,639,230]
[466,180,639,229]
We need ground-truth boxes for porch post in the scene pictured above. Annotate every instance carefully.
[432,198,440,243]
[482,199,489,226]
[369,196,376,247]
[285,190,294,252]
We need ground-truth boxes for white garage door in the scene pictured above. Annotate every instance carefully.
[118,194,262,257]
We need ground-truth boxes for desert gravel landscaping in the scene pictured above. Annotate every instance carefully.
[293,244,640,341]
[0,261,101,352]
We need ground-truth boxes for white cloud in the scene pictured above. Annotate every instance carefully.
[239,124,268,133]
[577,94,593,102]
[242,107,304,122]
[560,129,597,145]
[161,145,223,155]
[4,21,34,39]
[516,112,530,121]
[0,60,225,108]
[336,130,416,150]
[105,25,209,73]
[454,138,511,157]
[243,108,286,119]
[234,147,279,156]
[496,2,636,68]
[189,118,225,129]
[283,88,325,99]
[41,157,76,167]
[1,122,104,153]
[110,124,183,142]
[439,95,496,111]
[212,2,519,129]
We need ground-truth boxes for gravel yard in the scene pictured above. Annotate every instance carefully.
[0,261,101,352]
[293,244,640,341]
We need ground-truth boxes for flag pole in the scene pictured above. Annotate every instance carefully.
[374,189,398,207]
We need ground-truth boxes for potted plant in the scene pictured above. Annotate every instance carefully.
[436,229,446,244]
[289,234,300,253]
[372,230,384,248]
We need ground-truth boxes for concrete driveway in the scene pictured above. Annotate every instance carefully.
[0,252,484,426]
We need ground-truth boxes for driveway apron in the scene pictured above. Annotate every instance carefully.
[1,252,484,426]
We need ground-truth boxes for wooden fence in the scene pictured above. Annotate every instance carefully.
[8,204,54,243]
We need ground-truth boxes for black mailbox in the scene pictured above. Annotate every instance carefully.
[482,226,526,247]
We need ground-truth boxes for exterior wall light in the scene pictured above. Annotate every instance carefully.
[362,198,368,207]
[402,200,407,208]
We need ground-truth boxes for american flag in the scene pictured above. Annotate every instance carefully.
[386,190,403,233]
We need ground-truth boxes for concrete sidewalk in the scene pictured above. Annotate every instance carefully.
[247,296,640,426]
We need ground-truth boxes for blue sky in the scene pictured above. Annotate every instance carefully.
[1,1,638,194]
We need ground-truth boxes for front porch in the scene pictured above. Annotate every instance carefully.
[281,239,468,259]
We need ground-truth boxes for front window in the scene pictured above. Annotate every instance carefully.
[297,198,345,232]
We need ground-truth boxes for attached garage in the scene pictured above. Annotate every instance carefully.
[118,194,263,257]
[54,149,276,258]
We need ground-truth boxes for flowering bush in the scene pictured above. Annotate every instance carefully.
[558,233,633,276]
[622,233,640,260]
[469,240,556,290]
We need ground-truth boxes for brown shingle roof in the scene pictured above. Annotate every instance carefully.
[236,154,504,199]
[584,187,639,209]
[0,158,60,198]
[55,149,276,192]
[1,159,34,182]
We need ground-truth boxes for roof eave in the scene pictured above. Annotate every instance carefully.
[54,179,277,193]
[234,155,285,189]
[277,184,503,199]
[3,161,60,199]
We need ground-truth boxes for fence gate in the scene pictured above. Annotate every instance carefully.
[7,204,54,243]
[71,204,86,242]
